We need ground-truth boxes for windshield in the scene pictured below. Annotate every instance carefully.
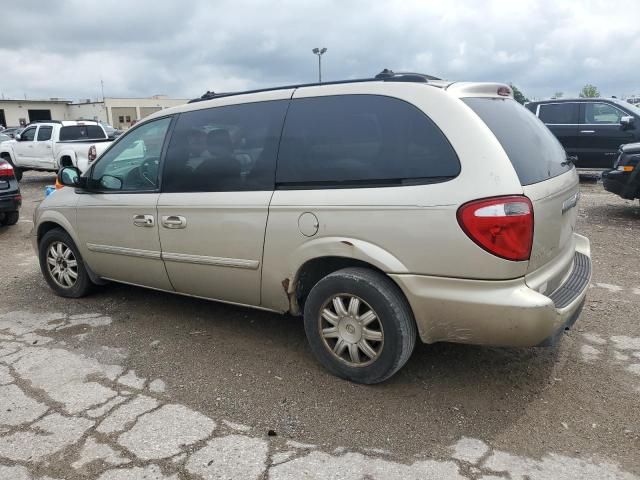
[463,97,572,186]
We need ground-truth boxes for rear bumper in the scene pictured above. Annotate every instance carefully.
[602,169,638,199]
[390,233,591,347]
[0,193,21,212]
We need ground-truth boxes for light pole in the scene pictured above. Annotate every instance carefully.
[312,47,327,83]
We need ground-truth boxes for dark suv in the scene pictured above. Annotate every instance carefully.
[526,98,640,168]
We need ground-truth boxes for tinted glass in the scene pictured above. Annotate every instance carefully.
[276,95,459,187]
[21,127,36,141]
[538,103,579,124]
[89,117,171,191]
[87,125,107,138]
[584,103,625,124]
[163,100,288,192]
[36,126,52,141]
[60,125,106,141]
[464,97,571,186]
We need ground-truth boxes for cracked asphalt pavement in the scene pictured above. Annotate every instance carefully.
[0,172,639,479]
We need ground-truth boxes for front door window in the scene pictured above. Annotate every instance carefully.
[20,126,37,141]
[89,117,171,191]
[583,103,625,124]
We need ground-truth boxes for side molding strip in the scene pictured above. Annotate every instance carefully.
[86,244,259,270]
[162,252,260,270]
[86,243,161,259]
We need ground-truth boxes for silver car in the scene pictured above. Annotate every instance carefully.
[33,72,591,383]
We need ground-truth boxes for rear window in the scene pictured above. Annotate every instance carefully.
[59,125,106,141]
[463,98,572,186]
[276,95,460,187]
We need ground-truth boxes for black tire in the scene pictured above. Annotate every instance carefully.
[1,211,19,226]
[38,228,93,298]
[303,267,416,384]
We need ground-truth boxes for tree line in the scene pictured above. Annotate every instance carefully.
[509,84,601,105]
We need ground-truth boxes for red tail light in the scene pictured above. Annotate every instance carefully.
[88,145,97,162]
[457,195,534,261]
[0,161,14,178]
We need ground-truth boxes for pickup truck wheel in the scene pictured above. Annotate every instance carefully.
[0,211,19,226]
[38,228,92,298]
[303,267,416,384]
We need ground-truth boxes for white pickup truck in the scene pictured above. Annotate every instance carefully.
[0,121,114,181]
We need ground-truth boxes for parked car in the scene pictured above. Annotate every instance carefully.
[2,127,23,139]
[0,158,21,226]
[34,71,591,383]
[602,142,640,200]
[525,98,640,169]
[0,133,10,144]
[0,120,114,181]
[101,123,123,139]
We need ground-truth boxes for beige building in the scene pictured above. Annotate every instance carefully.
[0,99,71,127]
[0,95,188,129]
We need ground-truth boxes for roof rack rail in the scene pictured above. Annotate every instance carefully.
[27,119,62,124]
[188,69,441,103]
[374,69,441,82]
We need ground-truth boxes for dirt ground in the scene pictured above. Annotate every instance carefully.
[0,172,638,479]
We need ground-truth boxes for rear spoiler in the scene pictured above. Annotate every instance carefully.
[445,82,513,99]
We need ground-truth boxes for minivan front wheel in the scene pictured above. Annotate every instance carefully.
[304,267,416,384]
[38,229,92,298]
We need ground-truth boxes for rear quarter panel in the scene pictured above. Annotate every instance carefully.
[261,82,527,313]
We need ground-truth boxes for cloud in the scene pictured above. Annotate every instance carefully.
[1,0,638,101]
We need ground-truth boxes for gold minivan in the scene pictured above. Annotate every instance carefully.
[34,72,591,383]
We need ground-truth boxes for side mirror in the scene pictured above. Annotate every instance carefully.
[621,116,635,128]
[15,134,21,141]
[58,166,86,189]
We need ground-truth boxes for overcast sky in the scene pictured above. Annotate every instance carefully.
[1,0,638,102]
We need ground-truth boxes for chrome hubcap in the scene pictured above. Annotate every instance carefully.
[46,241,78,288]
[319,294,384,367]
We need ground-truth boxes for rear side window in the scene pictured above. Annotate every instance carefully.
[463,98,571,186]
[538,103,579,124]
[37,126,52,141]
[59,125,106,141]
[162,100,288,192]
[86,125,107,138]
[276,95,459,187]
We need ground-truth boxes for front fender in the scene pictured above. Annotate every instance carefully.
[33,187,79,251]
[34,209,79,249]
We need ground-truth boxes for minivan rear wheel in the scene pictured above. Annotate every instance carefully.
[303,267,416,384]
[38,228,93,298]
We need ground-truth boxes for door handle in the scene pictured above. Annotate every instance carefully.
[579,130,595,134]
[133,214,155,227]
[161,215,187,229]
